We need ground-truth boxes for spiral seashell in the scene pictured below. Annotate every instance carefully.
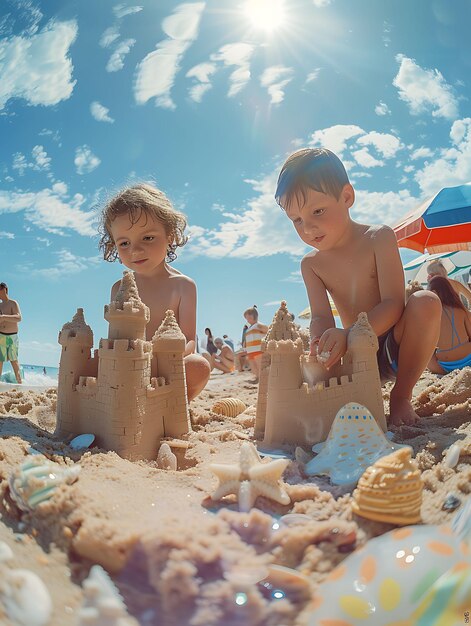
[8,455,81,512]
[352,447,423,525]
[211,397,247,417]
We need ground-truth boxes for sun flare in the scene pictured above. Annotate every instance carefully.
[244,0,285,32]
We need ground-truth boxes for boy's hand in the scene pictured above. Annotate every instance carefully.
[317,328,348,370]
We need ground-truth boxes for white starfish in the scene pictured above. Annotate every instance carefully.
[210,442,291,511]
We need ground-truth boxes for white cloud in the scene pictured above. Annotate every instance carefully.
[74,146,101,175]
[18,249,101,280]
[264,300,287,306]
[0,20,77,110]
[210,42,254,98]
[186,172,306,259]
[113,4,143,19]
[134,2,205,109]
[410,146,434,160]
[90,101,114,123]
[393,54,458,119]
[352,148,384,168]
[305,69,320,85]
[106,38,135,72]
[0,231,15,239]
[309,124,364,156]
[100,26,120,48]
[32,144,51,169]
[374,101,391,116]
[0,184,96,236]
[260,65,294,104]
[356,131,402,158]
[404,165,414,173]
[312,0,331,6]
[12,145,51,175]
[186,62,217,102]
[352,189,418,226]
[414,117,471,195]
[280,271,304,283]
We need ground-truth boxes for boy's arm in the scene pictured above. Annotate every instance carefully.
[368,226,406,336]
[301,255,336,353]
[178,278,197,356]
[258,323,269,334]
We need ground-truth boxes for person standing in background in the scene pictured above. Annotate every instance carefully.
[0,282,22,384]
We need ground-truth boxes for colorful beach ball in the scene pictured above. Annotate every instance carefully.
[306,499,471,625]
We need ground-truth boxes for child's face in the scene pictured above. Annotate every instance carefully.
[244,313,256,325]
[110,210,172,275]
[284,185,353,250]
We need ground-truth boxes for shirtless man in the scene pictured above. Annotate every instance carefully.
[0,282,22,384]
[211,337,235,373]
[275,148,442,425]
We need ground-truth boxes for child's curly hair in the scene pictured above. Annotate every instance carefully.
[99,183,188,263]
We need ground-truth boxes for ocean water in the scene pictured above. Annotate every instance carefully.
[0,363,58,386]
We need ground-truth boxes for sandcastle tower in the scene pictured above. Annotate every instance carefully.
[55,271,190,460]
[152,311,190,438]
[256,302,386,450]
[56,309,94,435]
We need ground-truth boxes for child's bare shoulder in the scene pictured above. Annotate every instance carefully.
[168,269,197,295]
[364,223,397,244]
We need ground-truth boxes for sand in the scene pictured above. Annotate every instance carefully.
[0,368,471,625]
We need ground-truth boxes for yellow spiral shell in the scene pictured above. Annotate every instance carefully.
[211,398,247,417]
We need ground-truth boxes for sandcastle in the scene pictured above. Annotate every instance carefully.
[55,271,190,460]
[255,302,386,449]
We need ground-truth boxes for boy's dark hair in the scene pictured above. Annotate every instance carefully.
[99,183,188,263]
[275,148,350,210]
[428,276,466,311]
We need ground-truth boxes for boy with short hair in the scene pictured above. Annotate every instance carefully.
[275,148,441,425]
[243,306,268,384]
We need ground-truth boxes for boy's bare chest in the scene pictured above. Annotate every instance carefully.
[0,302,14,315]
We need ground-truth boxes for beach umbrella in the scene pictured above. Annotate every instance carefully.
[298,295,339,319]
[403,250,471,285]
[393,182,471,253]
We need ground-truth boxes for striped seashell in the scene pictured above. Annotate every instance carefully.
[211,397,246,417]
[8,455,81,512]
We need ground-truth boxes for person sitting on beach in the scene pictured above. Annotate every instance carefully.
[427,260,471,310]
[222,334,235,351]
[202,327,218,356]
[275,148,441,426]
[99,183,210,401]
[210,337,235,374]
[427,276,471,374]
[0,282,22,384]
[244,306,268,383]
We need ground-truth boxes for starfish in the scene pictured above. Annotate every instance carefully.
[209,442,291,512]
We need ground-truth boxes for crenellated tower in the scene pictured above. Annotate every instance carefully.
[56,309,94,437]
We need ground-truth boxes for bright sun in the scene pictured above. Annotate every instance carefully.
[244,0,285,32]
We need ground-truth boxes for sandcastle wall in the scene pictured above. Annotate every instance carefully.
[55,272,191,460]
[256,304,386,450]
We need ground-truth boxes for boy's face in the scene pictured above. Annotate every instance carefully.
[110,211,172,275]
[244,313,256,325]
[283,185,354,250]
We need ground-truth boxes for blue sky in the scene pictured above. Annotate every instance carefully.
[1,0,471,366]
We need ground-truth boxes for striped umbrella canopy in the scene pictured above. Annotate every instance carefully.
[403,250,471,285]
[298,295,339,319]
[393,183,471,253]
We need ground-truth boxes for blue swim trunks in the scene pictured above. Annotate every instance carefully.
[0,332,19,362]
[377,329,399,383]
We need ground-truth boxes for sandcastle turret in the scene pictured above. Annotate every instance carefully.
[345,312,379,372]
[104,271,150,341]
[56,308,94,436]
[152,310,190,438]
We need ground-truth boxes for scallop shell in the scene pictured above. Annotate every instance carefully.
[0,568,52,626]
[156,443,177,471]
[8,455,81,512]
[352,447,423,525]
[211,397,247,417]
